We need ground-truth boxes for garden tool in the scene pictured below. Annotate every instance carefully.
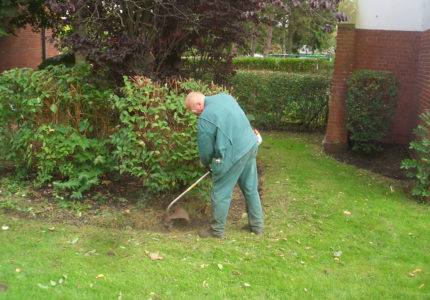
[165,170,211,224]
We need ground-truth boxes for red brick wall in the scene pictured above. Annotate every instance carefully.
[324,25,425,151]
[324,25,356,151]
[354,29,421,144]
[0,26,58,72]
[410,29,430,138]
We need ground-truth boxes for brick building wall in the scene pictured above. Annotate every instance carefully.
[0,26,58,73]
[324,24,429,152]
[354,29,422,145]
[411,29,430,138]
[323,25,355,153]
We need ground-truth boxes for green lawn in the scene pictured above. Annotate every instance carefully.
[1,132,429,299]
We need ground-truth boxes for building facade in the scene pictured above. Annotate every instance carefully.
[0,26,58,73]
[324,0,430,152]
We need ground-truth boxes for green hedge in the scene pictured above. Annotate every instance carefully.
[231,71,331,130]
[0,64,222,199]
[401,110,430,201]
[232,57,334,74]
[346,69,399,153]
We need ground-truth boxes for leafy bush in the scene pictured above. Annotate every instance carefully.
[232,57,333,74]
[231,71,330,130]
[38,53,75,70]
[0,63,115,198]
[401,110,430,201]
[111,77,225,195]
[346,70,399,152]
[0,64,227,199]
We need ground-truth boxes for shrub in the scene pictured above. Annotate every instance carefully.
[231,71,330,130]
[401,110,430,201]
[346,70,399,153]
[232,57,333,74]
[38,53,75,70]
[110,77,225,195]
[0,63,115,198]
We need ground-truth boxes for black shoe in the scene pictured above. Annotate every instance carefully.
[198,229,225,239]
[241,224,251,231]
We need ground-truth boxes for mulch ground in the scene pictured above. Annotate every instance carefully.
[328,144,410,180]
[1,145,410,232]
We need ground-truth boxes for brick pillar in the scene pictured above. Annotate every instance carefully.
[323,24,356,153]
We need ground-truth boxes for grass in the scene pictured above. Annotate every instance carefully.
[1,131,429,299]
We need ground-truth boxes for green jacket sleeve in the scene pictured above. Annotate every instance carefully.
[197,119,216,167]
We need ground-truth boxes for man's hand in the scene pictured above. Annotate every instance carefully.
[200,161,205,168]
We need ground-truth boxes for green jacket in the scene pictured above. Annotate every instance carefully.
[197,94,257,177]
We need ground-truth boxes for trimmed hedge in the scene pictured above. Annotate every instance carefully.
[346,69,399,152]
[232,57,334,74]
[231,71,331,130]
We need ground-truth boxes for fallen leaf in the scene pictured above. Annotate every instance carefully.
[334,258,340,262]
[101,180,112,185]
[304,288,308,292]
[2,225,9,231]
[144,250,149,255]
[333,251,343,257]
[390,186,395,192]
[300,261,305,265]
[124,209,130,214]
[149,252,163,260]
[244,283,251,287]
[50,280,56,286]
[37,283,48,289]
[48,227,55,231]
[217,264,223,270]
[344,210,351,215]
[233,270,242,275]
[305,246,311,250]
[15,268,20,273]
[408,273,415,277]
[200,264,208,268]
[202,280,208,287]
[419,284,424,289]
[96,274,105,279]
[413,269,422,273]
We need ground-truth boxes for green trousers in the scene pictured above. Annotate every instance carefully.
[210,143,263,236]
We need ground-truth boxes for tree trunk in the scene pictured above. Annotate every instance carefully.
[282,17,287,54]
[231,42,238,57]
[286,14,294,54]
[250,27,256,56]
[263,8,275,57]
[74,21,86,63]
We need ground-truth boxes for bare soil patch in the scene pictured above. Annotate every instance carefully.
[328,144,410,180]
[1,163,263,233]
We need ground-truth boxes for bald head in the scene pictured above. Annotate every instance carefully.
[185,92,205,114]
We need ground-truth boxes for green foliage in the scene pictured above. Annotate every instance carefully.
[346,70,399,153]
[0,63,115,198]
[232,57,333,74]
[401,110,430,201]
[231,71,330,130]
[111,77,224,195]
[38,54,75,70]
[34,125,114,199]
